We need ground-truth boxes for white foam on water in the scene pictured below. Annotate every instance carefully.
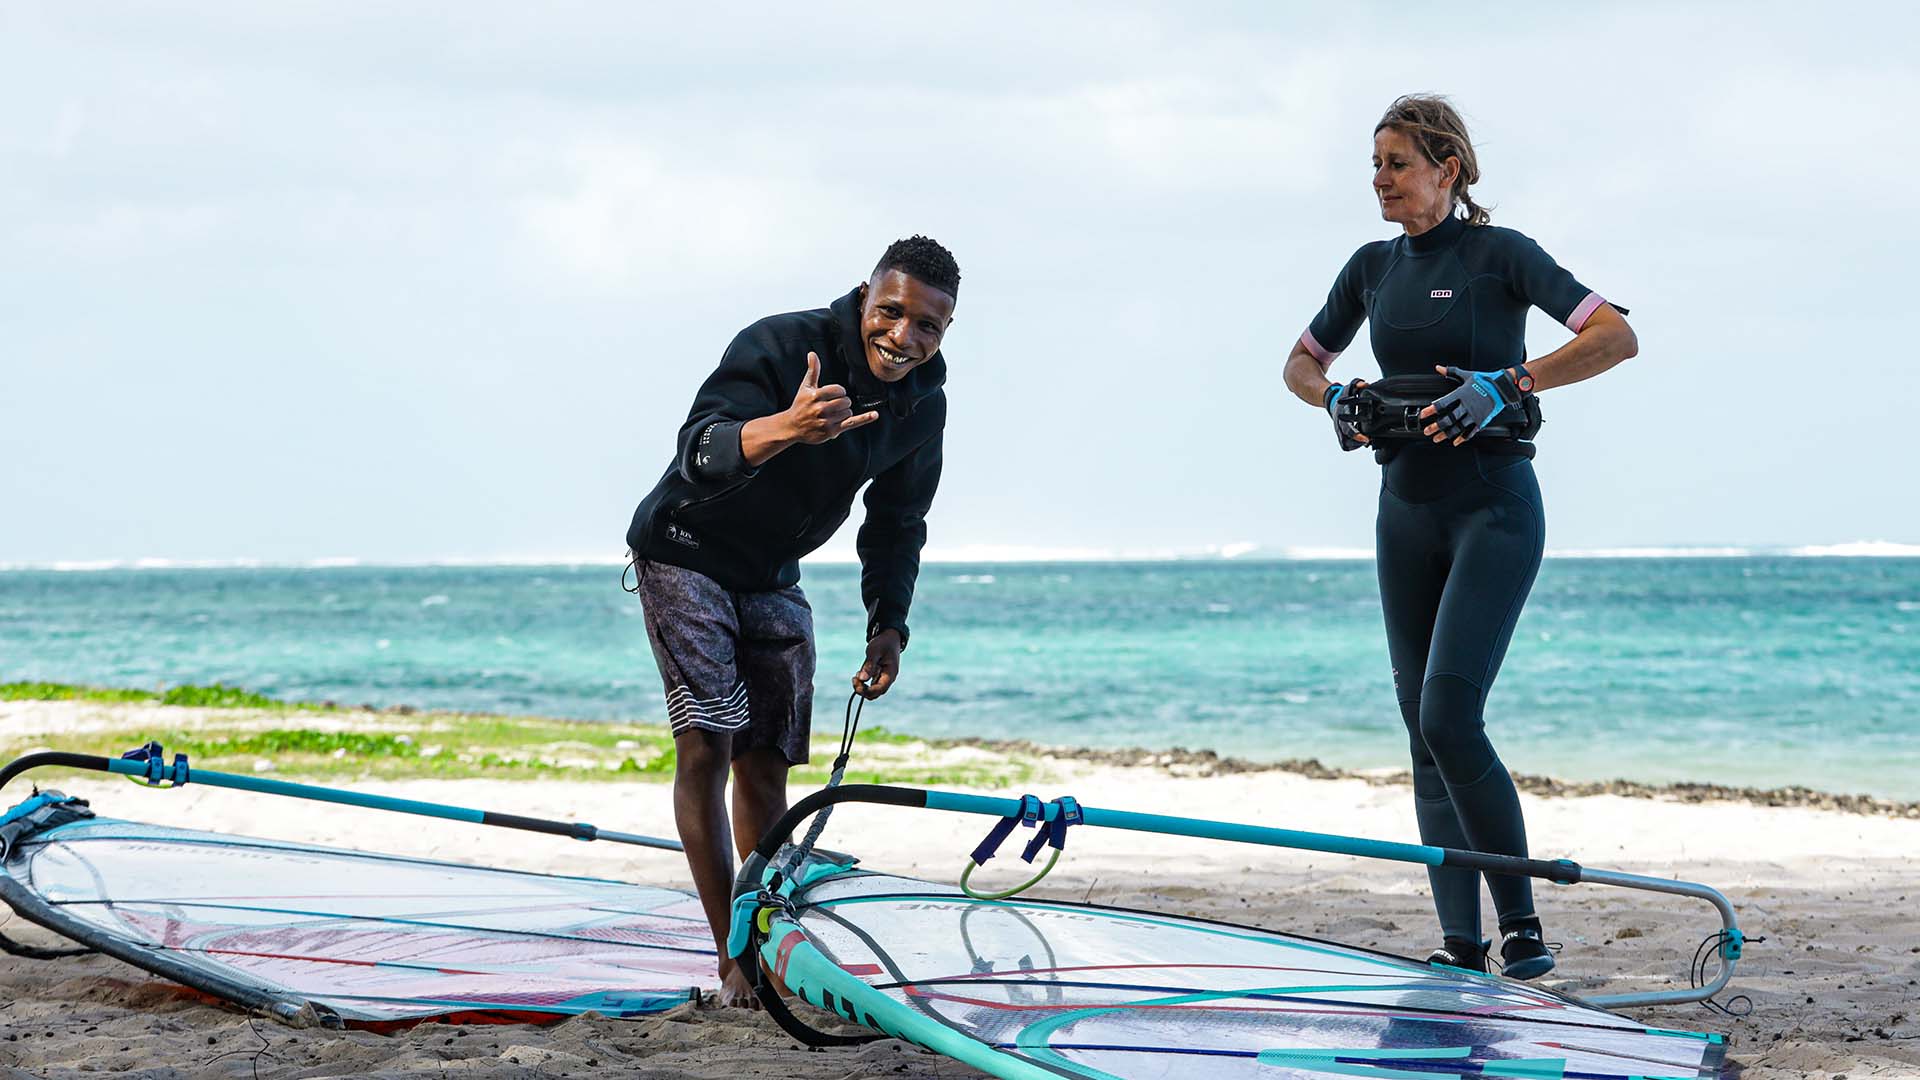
[1788,540,1920,557]
[1550,546,1753,559]
[5,539,1917,572]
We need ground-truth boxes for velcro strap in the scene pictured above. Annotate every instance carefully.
[970,794,1044,865]
[1020,796,1082,862]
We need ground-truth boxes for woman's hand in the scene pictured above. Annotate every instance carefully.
[1421,365,1521,445]
[1325,378,1371,451]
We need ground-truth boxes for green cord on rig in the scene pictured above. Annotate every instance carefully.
[959,844,1063,900]
[957,793,1081,901]
[127,773,184,790]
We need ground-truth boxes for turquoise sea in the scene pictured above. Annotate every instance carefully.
[2,558,1916,799]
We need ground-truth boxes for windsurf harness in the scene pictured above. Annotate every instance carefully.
[1334,373,1542,446]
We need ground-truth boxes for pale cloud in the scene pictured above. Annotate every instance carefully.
[1689,64,1912,190]
[22,201,224,261]
[2,2,1916,562]
[51,99,88,158]
[516,142,857,293]
[1034,67,1348,194]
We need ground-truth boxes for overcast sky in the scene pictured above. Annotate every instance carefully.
[3,3,1913,565]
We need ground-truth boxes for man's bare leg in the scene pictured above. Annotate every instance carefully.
[672,728,758,1009]
[728,746,793,996]
[729,746,792,862]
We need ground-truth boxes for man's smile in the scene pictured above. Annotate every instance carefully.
[873,342,917,368]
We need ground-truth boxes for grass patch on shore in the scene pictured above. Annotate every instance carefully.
[3,682,167,705]
[0,682,1035,788]
[2,681,319,711]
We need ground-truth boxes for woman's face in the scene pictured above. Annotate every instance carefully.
[1372,126,1457,232]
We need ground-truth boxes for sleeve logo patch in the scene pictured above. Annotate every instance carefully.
[1430,289,1453,298]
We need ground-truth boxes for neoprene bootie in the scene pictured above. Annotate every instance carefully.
[1425,936,1490,972]
[1499,917,1555,980]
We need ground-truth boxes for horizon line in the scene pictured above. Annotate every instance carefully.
[5,539,1919,572]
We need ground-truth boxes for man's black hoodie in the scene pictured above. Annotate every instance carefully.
[626,287,946,644]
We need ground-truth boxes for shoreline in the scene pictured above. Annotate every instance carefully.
[5,688,1915,818]
[972,738,1920,819]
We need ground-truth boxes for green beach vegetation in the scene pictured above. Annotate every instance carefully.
[0,682,289,708]
[0,681,1039,789]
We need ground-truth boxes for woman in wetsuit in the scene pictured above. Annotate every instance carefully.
[1282,95,1639,979]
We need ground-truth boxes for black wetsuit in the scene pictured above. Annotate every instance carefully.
[1302,214,1609,942]
[626,287,946,645]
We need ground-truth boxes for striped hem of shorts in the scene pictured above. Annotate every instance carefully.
[666,681,751,734]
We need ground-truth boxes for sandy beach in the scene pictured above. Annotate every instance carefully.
[3,699,1917,1078]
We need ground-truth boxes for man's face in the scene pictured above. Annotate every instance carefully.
[859,269,955,384]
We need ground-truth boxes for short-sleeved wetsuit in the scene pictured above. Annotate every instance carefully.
[1301,213,1610,943]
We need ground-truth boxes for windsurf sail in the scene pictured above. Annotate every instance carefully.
[2,744,683,853]
[1,749,712,1029]
[730,784,1739,1080]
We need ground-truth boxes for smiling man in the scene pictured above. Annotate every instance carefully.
[623,236,958,1007]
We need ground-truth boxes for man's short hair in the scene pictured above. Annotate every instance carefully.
[873,235,960,299]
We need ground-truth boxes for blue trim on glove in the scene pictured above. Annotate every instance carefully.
[1431,367,1519,441]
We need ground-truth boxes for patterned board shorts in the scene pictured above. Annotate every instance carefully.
[635,560,815,765]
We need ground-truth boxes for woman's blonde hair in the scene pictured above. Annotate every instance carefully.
[1375,94,1489,226]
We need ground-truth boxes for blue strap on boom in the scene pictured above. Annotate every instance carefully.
[121,742,190,787]
[971,795,1084,866]
[960,795,1081,901]
[970,793,1043,864]
[1020,795,1081,862]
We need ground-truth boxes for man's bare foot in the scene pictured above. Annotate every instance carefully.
[711,957,761,1009]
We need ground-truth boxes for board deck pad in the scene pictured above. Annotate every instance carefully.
[1,814,715,1026]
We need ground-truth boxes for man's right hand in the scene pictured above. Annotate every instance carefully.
[740,352,883,466]
[784,352,879,444]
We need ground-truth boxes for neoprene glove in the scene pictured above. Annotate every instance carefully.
[1428,367,1523,443]
[1325,381,1366,452]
